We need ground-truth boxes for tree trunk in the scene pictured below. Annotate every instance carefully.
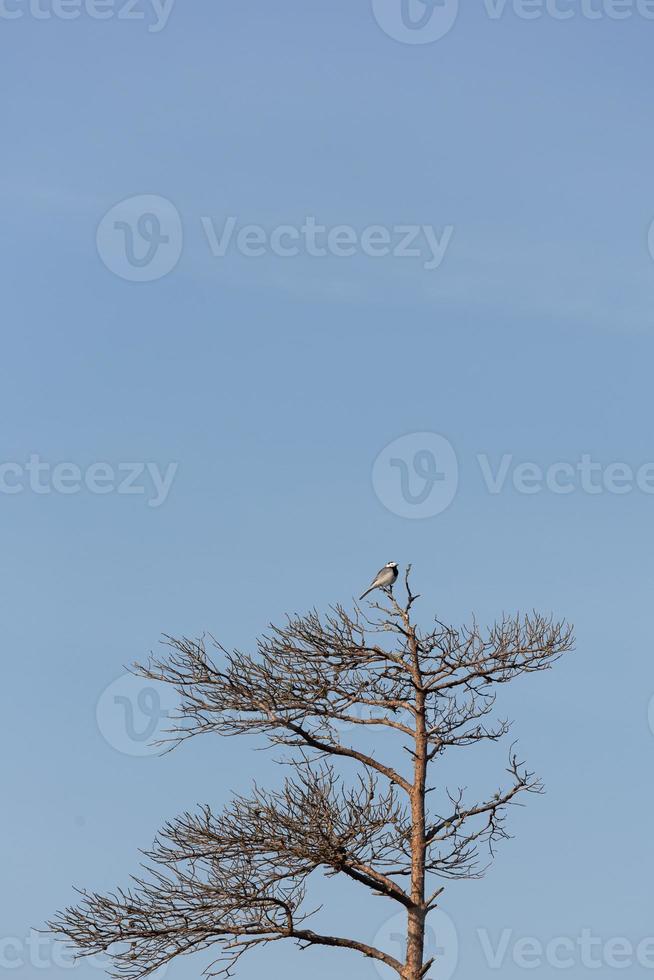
[405,907,426,980]
[405,638,427,980]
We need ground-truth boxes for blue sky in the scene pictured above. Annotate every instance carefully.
[3,2,654,978]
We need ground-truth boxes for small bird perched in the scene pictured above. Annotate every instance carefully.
[359,561,399,600]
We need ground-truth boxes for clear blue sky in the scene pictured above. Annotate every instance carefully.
[3,2,654,978]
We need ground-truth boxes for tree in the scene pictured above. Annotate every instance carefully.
[49,568,574,980]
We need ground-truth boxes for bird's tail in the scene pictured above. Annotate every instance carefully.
[359,586,375,601]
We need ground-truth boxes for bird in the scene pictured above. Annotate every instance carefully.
[359,562,399,600]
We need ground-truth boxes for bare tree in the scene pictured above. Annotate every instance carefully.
[49,568,573,980]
